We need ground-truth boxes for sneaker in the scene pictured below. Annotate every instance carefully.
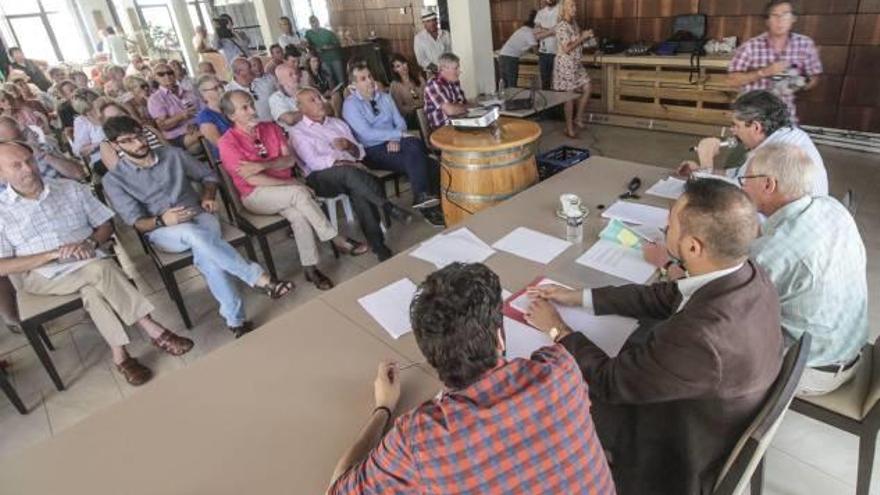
[422,208,446,227]
[384,203,413,225]
[412,194,440,210]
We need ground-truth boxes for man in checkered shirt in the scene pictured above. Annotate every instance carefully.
[423,53,473,130]
[0,141,194,386]
[328,263,615,495]
[728,0,823,123]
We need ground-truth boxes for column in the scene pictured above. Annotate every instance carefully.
[168,0,198,72]
[253,0,284,51]
[447,0,494,97]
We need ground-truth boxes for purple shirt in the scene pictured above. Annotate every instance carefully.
[289,116,364,176]
[147,85,200,139]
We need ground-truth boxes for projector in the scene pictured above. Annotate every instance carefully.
[450,106,500,129]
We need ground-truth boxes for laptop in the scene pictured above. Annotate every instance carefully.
[504,76,538,112]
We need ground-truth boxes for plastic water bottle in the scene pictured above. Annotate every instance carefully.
[566,215,583,244]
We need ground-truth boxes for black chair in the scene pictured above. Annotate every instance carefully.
[15,286,80,391]
[0,362,26,414]
[713,332,811,495]
[842,189,858,217]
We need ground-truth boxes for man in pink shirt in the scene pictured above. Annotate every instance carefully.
[147,62,201,150]
[218,89,369,289]
[290,87,412,261]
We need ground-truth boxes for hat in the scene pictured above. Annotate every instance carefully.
[421,11,438,21]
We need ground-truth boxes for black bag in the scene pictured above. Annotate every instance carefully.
[670,14,707,55]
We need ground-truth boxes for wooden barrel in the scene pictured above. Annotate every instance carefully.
[430,118,541,226]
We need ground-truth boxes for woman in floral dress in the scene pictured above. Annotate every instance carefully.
[553,0,594,138]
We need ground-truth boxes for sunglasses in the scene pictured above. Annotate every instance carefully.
[156,71,174,77]
[369,99,380,116]
[253,137,269,159]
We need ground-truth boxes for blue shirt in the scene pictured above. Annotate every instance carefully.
[196,107,232,136]
[751,196,868,366]
[341,90,406,148]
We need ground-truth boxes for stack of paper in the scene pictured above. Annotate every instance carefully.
[492,227,572,264]
[575,239,657,283]
[601,201,669,229]
[646,177,686,200]
[357,278,419,339]
[409,228,495,269]
[33,251,108,280]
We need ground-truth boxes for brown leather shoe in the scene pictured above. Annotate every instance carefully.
[151,330,194,356]
[116,357,153,386]
[304,267,334,290]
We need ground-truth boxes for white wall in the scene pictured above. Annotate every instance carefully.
[448,0,494,97]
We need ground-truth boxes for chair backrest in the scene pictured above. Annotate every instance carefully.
[841,189,858,217]
[713,332,812,495]
[200,137,245,221]
[415,108,438,154]
[860,338,880,418]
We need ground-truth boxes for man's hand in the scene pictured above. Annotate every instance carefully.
[238,161,265,178]
[387,141,400,154]
[374,361,401,411]
[763,61,788,78]
[201,198,217,213]
[695,137,721,168]
[57,240,96,261]
[527,284,581,307]
[161,206,196,226]
[643,241,670,268]
[332,138,356,153]
[525,298,568,335]
[677,160,700,177]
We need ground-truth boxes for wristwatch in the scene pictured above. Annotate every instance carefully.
[84,237,98,250]
[549,326,570,342]
[155,215,166,227]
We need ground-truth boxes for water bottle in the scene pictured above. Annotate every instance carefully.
[566,214,583,244]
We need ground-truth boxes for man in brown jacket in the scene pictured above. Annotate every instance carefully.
[526,178,783,494]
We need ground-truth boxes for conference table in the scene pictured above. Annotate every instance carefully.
[0,156,674,495]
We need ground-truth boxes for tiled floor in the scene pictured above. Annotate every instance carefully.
[1,120,877,494]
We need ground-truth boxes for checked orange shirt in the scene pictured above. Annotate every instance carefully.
[329,344,616,494]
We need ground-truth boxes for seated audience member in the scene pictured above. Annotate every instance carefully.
[126,54,146,77]
[388,53,425,130]
[147,63,201,150]
[281,47,311,86]
[290,87,413,261]
[197,61,217,77]
[328,262,615,494]
[8,71,53,114]
[526,179,783,494]
[98,100,166,169]
[0,85,49,133]
[218,90,369,289]
[268,64,303,133]
[681,89,827,196]
[195,75,231,154]
[102,116,293,337]
[424,53,471,130]
[169,59,195,93]
[343,61,444,226]
[0,141,193,385]
[305,53,341,114]
[264,44,285,78]
[0,116,85,184]
[70,70,90,89]
[742,144,867,396]
[226,57,276,123]
[54,80,79,133]
[71,88,107,171]
[102,79,124,100]
[121,75,153,125]
[47,66,68,92]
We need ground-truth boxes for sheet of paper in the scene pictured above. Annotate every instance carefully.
[491,227,572,264]
[646,177,686,200]
[575,239,657,283]
[601,201,669,229]
[409,228,495,268]
[357,278,418,339]
[504,282,639,358]
[33,251,107,280]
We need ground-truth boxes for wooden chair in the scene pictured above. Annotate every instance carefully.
[842,189,858,217]
[0,363,26,414]
[713,333,811,495]
[415,108,440,156]
[790,338,880,495]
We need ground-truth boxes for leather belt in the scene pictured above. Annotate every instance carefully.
[812,354,861,373]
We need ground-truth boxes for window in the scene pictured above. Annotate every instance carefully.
[136,0,181,54]
[290,0,329,35]
[0,0,90,64]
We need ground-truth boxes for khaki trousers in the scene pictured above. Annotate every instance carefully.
[242,184,337,267]
[22,259,154,347]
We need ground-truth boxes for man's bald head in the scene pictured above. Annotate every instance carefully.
[232,57,254,86]
[674,179,758,263]
[275,64,300,93]
[295,87,325,121]
[0,116,23,141]
[0,141,40,192]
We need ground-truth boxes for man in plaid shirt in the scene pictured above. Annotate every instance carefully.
[423,53,471,130]
[328,263,615,494]
[728,0,822,122]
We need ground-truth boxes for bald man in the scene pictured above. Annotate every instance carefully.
[0,116,85,186]
[268,64,303,132]
[226,56,276,122]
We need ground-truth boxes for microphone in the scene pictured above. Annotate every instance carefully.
[689,137,738,152]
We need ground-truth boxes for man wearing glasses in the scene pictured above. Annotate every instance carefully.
[147,63,201,150]
[727,0,822,123]
[226,57,277,123]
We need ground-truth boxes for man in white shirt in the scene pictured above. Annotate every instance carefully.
[534,0,559,90]
[414,12,452,74]
[225,57,277,123]
[103,27,132,66]
[680,89,827,196]
[497,10,553,88]
[269,64,303,132]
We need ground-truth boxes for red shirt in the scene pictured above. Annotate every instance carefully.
[329,344,616,495]
[217,122,292,198]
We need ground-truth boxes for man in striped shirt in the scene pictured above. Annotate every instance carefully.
[328,263,615,495]
[423,53,472,130]
[742,144,867,396]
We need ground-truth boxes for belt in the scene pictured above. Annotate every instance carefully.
[812,354,861,373]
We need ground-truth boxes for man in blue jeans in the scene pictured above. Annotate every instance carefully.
[341,60,444,227]
[100,115,293,338]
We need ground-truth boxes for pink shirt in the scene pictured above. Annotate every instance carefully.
[147,85,199,139]
[217,122,293,198]
[289,115,364,176]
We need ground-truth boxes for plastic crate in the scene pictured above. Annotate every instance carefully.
[536,146,590,180]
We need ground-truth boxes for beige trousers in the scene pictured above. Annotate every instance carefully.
[797,359,860,397]
[242,184,338,267]
[22,259,155,347]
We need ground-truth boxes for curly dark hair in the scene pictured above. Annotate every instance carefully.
[731,90,792,137]
[410,263,503,390]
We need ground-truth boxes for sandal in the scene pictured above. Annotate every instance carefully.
[260,279,295,299]
[116,357,153,386]
[305,268,334,291]
[151,330,194,356]
[335,237,369,256]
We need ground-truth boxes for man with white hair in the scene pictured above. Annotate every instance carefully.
[741,143,867,396]
[423,53,471,130]
[226,57,277,123]
[413,11,451,74]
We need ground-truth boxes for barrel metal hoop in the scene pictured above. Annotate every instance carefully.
[440,144,536,171]
[444,190,521,203]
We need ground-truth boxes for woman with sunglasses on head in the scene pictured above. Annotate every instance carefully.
[387,53,425,131]
[147,63,202,153]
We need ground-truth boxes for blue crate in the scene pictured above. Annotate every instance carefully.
[536,146,590,180]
